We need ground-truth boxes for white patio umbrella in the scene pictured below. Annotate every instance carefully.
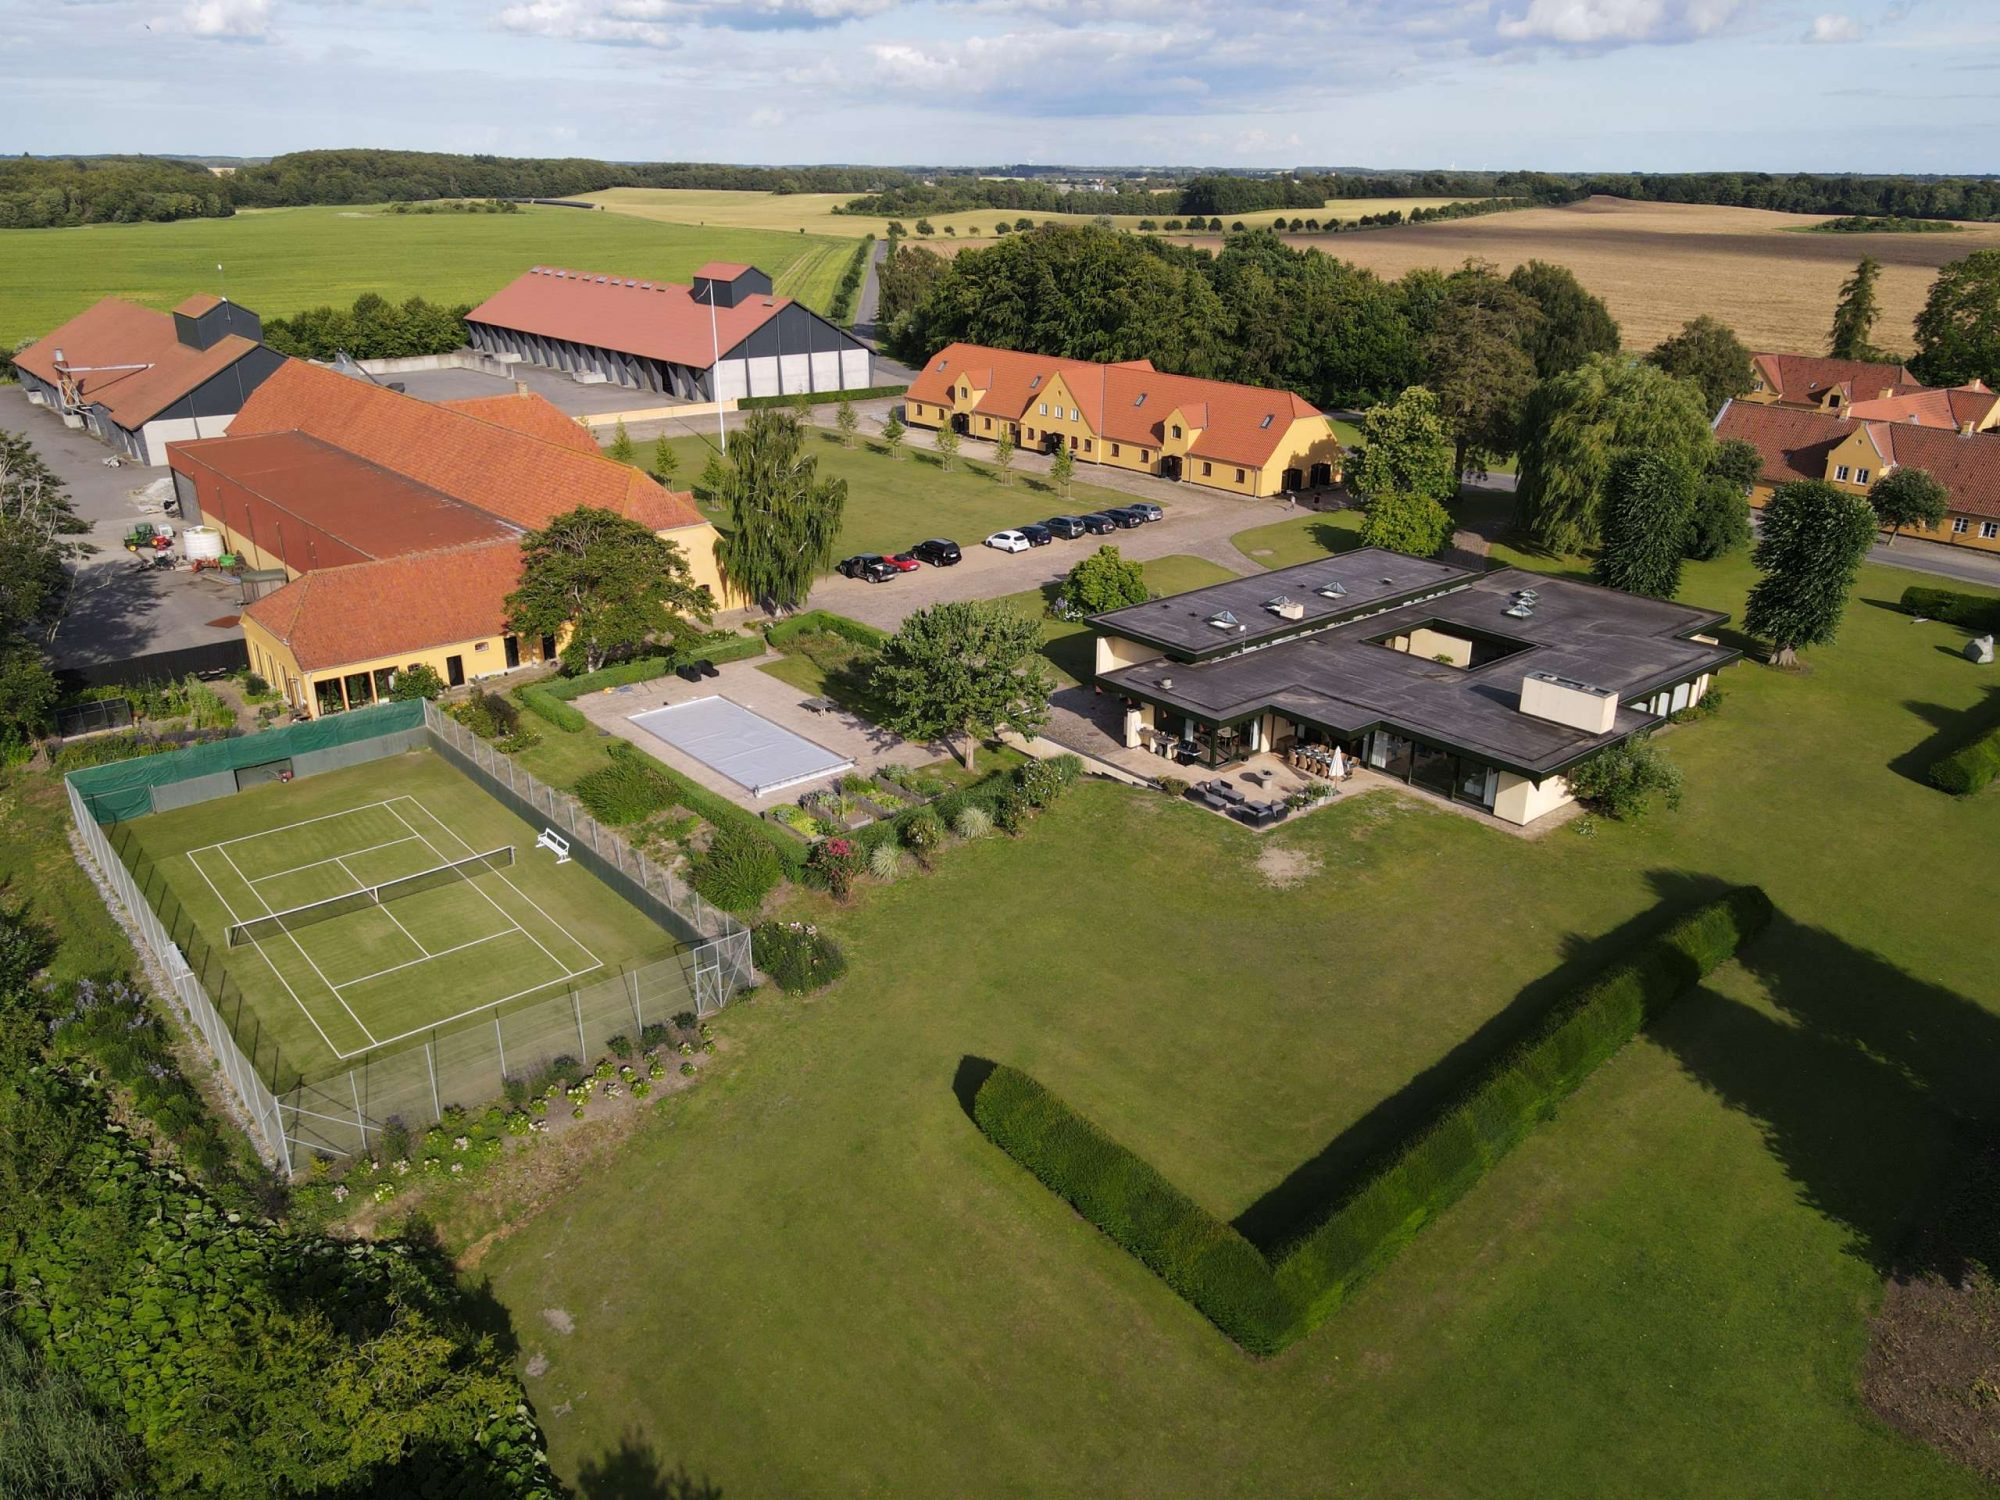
[1329,746,1347,780]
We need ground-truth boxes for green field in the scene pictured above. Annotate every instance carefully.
[661,427,1155,561]
[0,204,853,349]
[118,751,680,1083]
[478,534,2000,1495]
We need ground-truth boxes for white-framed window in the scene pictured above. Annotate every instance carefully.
[1952,517,1970,534]
[1834,464,1851,481]
[1856,468,1871,484]
[1983,522,2000,539]
[1038,402,1048,416]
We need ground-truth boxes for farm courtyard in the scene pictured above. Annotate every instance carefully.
[475,536,2000,1496]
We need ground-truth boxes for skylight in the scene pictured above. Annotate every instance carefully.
[1206,609,1240,631]
[1314,580,1347,599]
[1259,414,1274,428]
[1134,393,1147,407]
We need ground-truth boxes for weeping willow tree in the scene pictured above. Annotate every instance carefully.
[1515,354,1713,555]
[714,409,848,616]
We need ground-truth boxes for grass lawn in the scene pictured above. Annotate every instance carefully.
[758,628,891,720]
[662,427,1154,562]
[0,205,851,348]
[479,533,2000,1495]
[994,553,1242,685]
[1230,510,1367,568]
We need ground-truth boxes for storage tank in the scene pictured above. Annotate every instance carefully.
[182,526,224,562]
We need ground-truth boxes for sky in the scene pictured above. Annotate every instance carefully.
[3,0,1997,170]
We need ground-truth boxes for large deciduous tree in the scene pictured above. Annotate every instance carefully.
[1351,385,1457,503]
[1515,355,1714,555]
[1358,491,1454,558]
[1912,249,2000,388]
[1743,480,1879,667]
[507,506,711,673]
[713,408,847,615]
[1828,255,1885,361]
[875,600,1053,769]
[1593,451,1696,598]
[1062,545,1150,615]
[1423,265,1540,479]
[0,430,87,742]
[1646,315,1755,415]
[1506,259,1620,378]
[1867,465,1949,544]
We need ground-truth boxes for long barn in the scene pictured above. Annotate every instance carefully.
[463,262,872,402]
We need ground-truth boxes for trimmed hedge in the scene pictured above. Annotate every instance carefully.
[738,383,909,410]
[970,886,1772,1352]
[972,1065,1298,1353]
[1928,726,2000,795]
[765,609,889,651]
[513,633,764,730]
[1900,585,2000,633]
[515,684,584,732]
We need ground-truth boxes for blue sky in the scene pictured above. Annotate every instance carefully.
[4,0,1996,169]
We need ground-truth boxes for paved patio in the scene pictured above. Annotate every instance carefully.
[567,652,943,811]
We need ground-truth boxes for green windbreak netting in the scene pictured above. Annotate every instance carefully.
[67,699,426,824]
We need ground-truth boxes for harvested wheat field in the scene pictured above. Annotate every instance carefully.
[1176,196,2000,354]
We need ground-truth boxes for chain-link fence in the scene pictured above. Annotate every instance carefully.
[67,700,756,1170]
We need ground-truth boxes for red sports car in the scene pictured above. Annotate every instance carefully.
[886,552,924,572]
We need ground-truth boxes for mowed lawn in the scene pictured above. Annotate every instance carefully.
[994,552,1241,685]
[116,750,679,1084]
[0,205,852,347]
[480,537,2000,1495]
[658,428,1157,561]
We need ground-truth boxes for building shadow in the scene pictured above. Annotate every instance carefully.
[575,1433,722,1500]
[1231,869,1737,1254]
[1888,686,2000,784]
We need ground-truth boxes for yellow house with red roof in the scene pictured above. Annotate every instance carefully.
[903,343,1343,499]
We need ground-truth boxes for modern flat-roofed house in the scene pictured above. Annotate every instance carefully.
[12,295,283,464]
[901,342,1343,498]
[167,360,728,717]
[1089,549,1734,826]
[1714,396,2000,552]
[463,262,872,401]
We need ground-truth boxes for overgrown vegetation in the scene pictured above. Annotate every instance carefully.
[575,739,680,825]
[262,292,470,361]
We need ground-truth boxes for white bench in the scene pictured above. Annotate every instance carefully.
[535,828,572,864]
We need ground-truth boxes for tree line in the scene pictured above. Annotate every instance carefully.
[261,293,472,361]
[0,155,234,228]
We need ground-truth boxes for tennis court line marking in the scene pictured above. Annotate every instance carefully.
[385,798,594,982]
[255,835,422,885]
[333,853,431,961]
[185,845,348,1059]
[218,842,378,1050]
[332,929,518,991]
[208,798,406,852]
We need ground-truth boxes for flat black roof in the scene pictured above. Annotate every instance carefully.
[1098,556,1735,777]
[1089,548,1472,660]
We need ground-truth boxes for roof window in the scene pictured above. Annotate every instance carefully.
[1029,374,1042,389]
[1259,414,1274,428]
[1314,580,1347,599]
[1206,609,1242,632]
[1133,392,1147,407]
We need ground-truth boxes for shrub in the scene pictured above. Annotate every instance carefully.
[902,807,945,862]
[993,789,1033,834]
[575,742,679,825]
[1158,775,1188,798]
[390,662,445,700]
[1669,685,1724,723]
[515,684,585,732]
[607,1033,633,1059]
[1901,585,2000,633]
[868,843,903,881]
[1565,737,1684,820]
[971,1065,1298,1353]
[805,836,865,899]
[1018,753,1082,809]
[691,823,784,913]
[640,1022,670,1049]
[955,805,992,839]
[1929,725,2000,795]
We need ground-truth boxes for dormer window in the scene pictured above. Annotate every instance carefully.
[1171,425,1182,439]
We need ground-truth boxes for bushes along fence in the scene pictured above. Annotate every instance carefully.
[969,885,1772,1352]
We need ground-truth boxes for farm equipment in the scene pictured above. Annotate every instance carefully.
[190,552,240,574]
[124,522,175,554]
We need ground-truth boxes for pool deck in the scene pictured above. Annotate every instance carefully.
[569,653,944,811]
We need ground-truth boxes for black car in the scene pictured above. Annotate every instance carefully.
[1018,523,1054,547]
[1103,506,1146,530]
[908,538,962,566]
[1078,512,1118,535]
[1042,515,1087,539]
[836,553,898,583]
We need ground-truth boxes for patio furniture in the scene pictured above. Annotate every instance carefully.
[800,696,836,715]
[1213,783,1246,805]
[696,659,719,678]
[675,664,702,682]
[1243,769,1271,789]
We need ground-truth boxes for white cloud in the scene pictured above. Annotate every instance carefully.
[179,0,272,35]
[1496,0,1742,45]
[497,0,893,45]
[1807,13,1863,42]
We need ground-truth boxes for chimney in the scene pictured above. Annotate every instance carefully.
[1963,420,1977,437]
[515,378,530,396]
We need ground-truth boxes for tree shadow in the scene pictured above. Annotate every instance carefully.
[575,1432,722,1500]
[1231,869,1737,1253]
[1654,909,1999,1274]
[1888,686,2000,784]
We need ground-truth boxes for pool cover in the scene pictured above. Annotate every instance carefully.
[628,696,854,797]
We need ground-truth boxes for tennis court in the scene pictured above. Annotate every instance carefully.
[123,752,683,1078]
[629,696,853,797]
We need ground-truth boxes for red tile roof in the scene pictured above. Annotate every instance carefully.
[12,297,262,428]
[170,430,514,565]
[465,266,788,368]
[225,360,704,533]
[1715,399,2000,519]
[694,261,752,280]
[441,392,599,453]
[907,342,1324,469]
[1749,352,1915,407]
[173,294,223,317]
[243,540,523,673]
[1846,383,2000,431]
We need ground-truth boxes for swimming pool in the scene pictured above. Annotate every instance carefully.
[627,696,854,797]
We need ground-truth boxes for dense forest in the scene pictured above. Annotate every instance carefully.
[837,177,1160,217]
[0,155,234,228]
[1177,171,1580,216]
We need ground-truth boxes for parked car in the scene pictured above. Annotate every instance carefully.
[884,552,922,572]
[1078,512,1118,535]
[1042,515,1087,539]
[908,538,962,566]
[1018,523,1054,547]
[1103,506,1146,530]
[836,553,898,583]
[985,530,1032,554]
[1126,501,1164,522]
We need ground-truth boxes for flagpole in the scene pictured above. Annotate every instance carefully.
[708,283,726,456]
